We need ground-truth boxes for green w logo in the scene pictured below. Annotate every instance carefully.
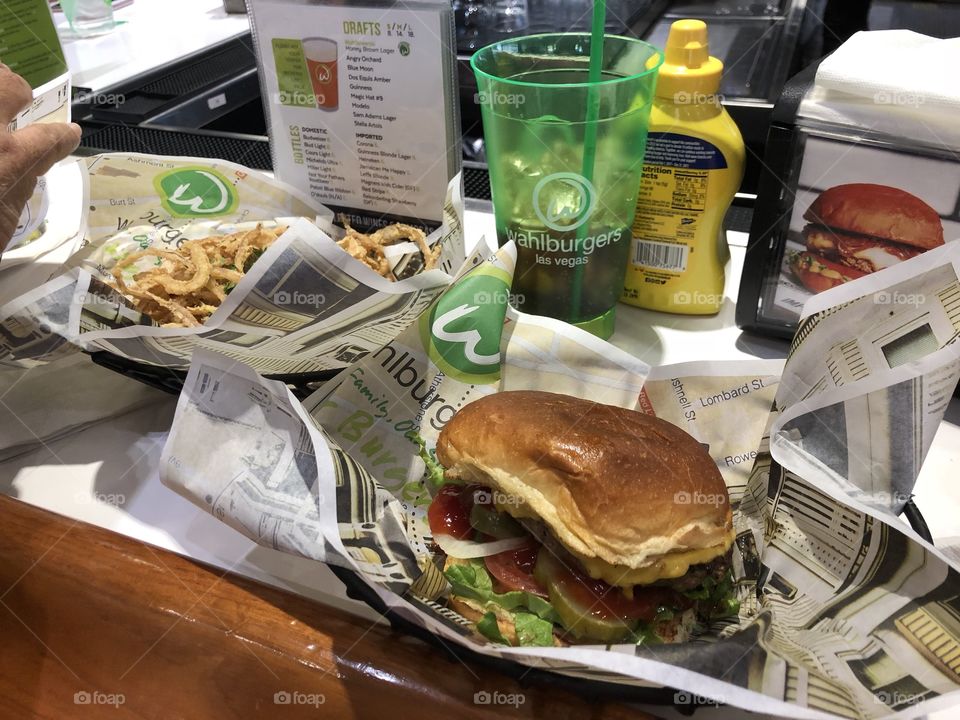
[154,167,239,218]
[532,172,597,232]
[420,267,511,384]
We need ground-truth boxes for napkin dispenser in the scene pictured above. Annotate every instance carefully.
[737,31,960,340]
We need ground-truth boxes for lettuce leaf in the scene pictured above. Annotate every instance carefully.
[476,612,508,644]
[412,434,446,491]
[706,572,740,618]
[629,623,663,646]
[681,581,711,600]
[444,559,560,625]
[513,612,554,647]
[446,562,557,647]
[682,570,740,618]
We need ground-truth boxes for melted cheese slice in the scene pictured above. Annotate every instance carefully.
[570,534,734,588]
[490,486,733,588]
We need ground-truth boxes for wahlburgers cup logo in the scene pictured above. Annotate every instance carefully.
[154,167,239,218]
[421,268,511,384]
[532,172,597,232]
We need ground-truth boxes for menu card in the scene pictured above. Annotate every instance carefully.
[248,0,461,232]
[0,0,68,92]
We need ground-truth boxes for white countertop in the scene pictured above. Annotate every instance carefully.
[4,207,959,600]
[2,203,959,718]
[0,209,773,613]
[56,0,250,93]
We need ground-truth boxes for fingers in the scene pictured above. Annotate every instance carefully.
[0,176,37,254]
[0,121,80,253]
[0,64,82,253]
[10,122,83,177]
[0,64,33,126]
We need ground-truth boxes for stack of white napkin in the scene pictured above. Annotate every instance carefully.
[800,30,960,150]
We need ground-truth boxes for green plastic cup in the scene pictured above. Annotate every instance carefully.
[472,33,662,339]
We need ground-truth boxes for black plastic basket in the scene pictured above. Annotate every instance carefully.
[88,351,339,401]
[329,500,933,710]
[89,352,935,709]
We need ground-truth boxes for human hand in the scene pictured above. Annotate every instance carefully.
[0,64,82,253]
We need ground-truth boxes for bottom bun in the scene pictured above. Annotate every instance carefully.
[791,250,868,293]
[449,596,520,646]
[443,556,566,648]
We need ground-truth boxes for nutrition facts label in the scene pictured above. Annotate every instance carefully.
[250,0,456,227]
[672,171,708,212]
[628,132,728,276]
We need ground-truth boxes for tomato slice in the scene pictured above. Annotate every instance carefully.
[427,484,473,539]
[484,542,547,597]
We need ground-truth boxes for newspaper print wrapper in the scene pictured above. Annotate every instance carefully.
[162,239,960,719]
[0,153,465,374]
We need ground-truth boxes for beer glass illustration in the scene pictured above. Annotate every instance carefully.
[303,38,339,111]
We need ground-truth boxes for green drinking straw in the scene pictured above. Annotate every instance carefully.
[570,0,607,322]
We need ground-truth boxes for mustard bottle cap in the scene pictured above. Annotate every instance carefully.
[650,19,723,101]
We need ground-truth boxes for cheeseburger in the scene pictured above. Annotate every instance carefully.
[791,183,944,293]
[420,390,738,646]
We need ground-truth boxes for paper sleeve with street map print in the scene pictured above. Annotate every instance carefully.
[0,153,464,375]
[161,239,960,719]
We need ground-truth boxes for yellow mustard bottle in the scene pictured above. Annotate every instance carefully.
[621,19,745,314]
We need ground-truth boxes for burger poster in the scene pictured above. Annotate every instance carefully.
[770,135,960,323]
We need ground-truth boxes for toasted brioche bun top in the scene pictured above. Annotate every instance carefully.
[803,184,943,249]
[435,390,733,572]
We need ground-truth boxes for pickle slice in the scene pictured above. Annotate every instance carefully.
[468,503,524,539]
[548,582,638,643]
[534,551,638,643]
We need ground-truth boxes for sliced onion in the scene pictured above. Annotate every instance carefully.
[433,533,529,559]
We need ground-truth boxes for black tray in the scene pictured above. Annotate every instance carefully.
[88,351,340,401]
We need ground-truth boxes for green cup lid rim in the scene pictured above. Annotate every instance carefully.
[470,32,664,90]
